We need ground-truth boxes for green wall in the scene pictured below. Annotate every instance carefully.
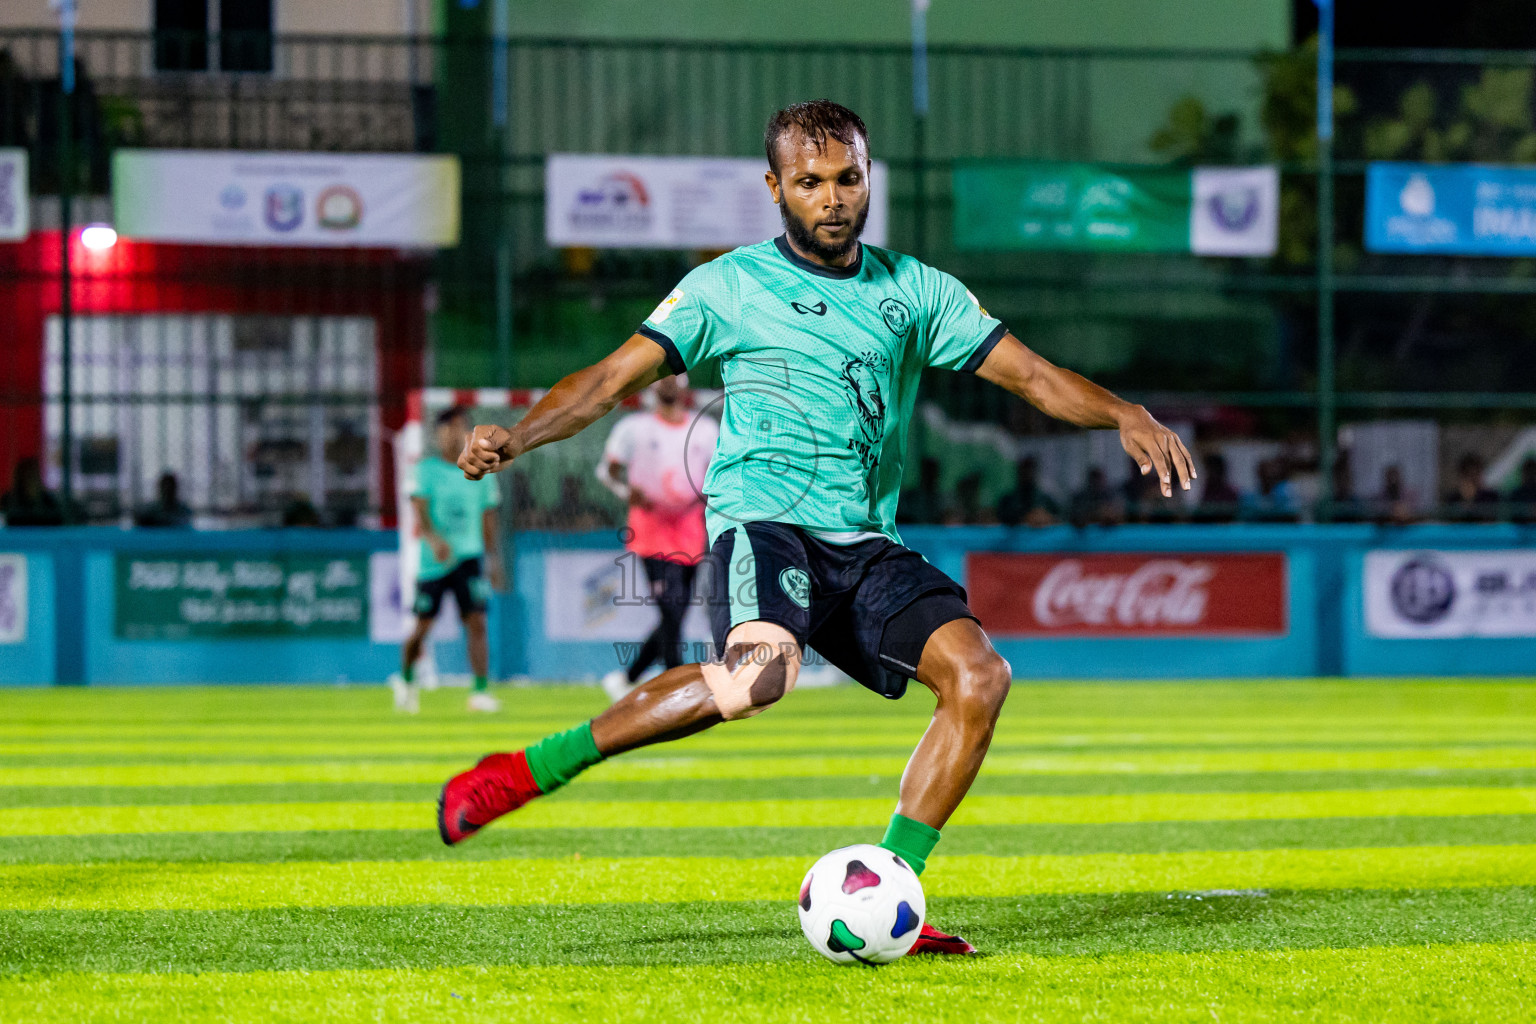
[429,1,1290,388]
[477,0,1287,50]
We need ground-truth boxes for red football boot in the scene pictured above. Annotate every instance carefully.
[437,751,543,845]
[907,922,978,956]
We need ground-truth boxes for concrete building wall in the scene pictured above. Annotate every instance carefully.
[1,0,149,32]
[0,0,434,37]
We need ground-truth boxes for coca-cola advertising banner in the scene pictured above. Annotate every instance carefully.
[966,552,1288,637]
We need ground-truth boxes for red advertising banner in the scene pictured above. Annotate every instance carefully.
[966,552,1288,637]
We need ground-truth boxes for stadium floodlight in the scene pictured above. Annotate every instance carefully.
[80,224,117,250]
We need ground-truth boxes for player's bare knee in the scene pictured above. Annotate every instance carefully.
[721,641,789,718]
[954,651,1011,723]
[703,628,801,721]
[729,641,795,707]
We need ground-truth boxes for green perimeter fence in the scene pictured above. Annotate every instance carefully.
[3,30,1536,523]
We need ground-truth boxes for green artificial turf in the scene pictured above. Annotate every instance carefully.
[1,680,1534,1022]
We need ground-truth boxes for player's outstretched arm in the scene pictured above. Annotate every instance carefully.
[459,334,671,480]
[974,333,1195,497]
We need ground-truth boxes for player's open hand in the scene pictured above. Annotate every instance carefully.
[459,425,515,480]
[1117,405,1195,498]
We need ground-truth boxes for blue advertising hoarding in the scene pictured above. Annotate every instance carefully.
[1366,162,1536,255]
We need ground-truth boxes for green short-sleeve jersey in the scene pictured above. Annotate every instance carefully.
[638,236,1006,545]
[410,455,501,580]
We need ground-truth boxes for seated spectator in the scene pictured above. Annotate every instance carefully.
[995,456,1058,527]
[1069,466,1124,528]
[897,456,945,525]
[943,472,996,525]
[1192,452,1240,524]
[1444,452,1498,523]
[135,472,194,528]
[1509,456,1536,524]
[1329,449,1366,523]
[1,457,65,527]
[1121,456,1183,524]
[1371,464,1417,525]
[1243,457,1299,523]
[282,497,323,527]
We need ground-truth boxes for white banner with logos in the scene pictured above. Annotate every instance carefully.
[1365,549,1536,638]
[1190,166,1279,257]
[0,149,27,241]
[545,153,889,249]
[368,550,460,644]
[543,549,710,642]
[0,554,28,644]
[113,150,461,248]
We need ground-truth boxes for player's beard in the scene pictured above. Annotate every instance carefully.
[780,195,869,263]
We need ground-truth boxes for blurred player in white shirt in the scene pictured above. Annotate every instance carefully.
[596,376,717,701]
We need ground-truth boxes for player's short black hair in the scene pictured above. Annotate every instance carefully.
[764,100,869,174]
[436,405,470,427]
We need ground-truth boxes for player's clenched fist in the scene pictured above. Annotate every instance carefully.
[459,424,515,480]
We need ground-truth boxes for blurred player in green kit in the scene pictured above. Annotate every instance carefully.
[391,407,506,714]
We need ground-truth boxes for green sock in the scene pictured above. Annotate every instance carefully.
[401,665,415,684]
[524,721,604,794]
[880,813,941,876]
[473,675,489,693]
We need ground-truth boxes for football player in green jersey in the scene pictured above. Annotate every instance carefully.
[437,101,1194,954]
[391,407,505,714]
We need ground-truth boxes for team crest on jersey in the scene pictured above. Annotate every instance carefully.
[649,288,684,324]
[779,567,811,609]
[878,297,913,338]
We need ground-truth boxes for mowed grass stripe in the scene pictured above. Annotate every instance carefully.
[6,846,1536,910]
[3,679,1529,717]
[14,767,1536,809]
[9,745,1536,788]
[11,726,1536,756]
[9,731,1536,760]
[4,944,1533,1024]
[9,889,1536,973]
[9,722,1536,746]
[9,816,1536,866]
[8,787,1536,837]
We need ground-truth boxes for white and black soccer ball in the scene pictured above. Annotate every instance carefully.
[797,844,926,965]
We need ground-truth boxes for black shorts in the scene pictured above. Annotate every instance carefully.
[704,522,979,699]
[414,557,490,619]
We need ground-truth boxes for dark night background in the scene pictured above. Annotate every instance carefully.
[1294,0,1536,48]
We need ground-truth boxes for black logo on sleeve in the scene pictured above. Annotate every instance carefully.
[790,300,827,316]
[878,297,913,338]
